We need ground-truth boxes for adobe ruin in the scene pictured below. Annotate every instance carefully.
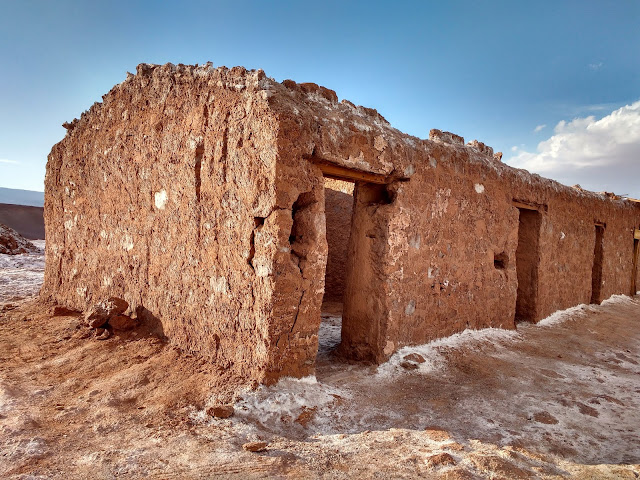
[42,63,640,384]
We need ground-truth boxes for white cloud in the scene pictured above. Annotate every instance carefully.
[511,146,518,152]
[0,158,19,164]
[588,62,603,71]
[507,101,640,197]
[533,124,546,133]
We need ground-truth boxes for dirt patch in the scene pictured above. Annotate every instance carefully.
[1,263,640,477]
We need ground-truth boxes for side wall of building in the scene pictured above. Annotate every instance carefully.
[43,64,282,383]
[372,140,640,356]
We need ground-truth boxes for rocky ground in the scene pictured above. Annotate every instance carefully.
[0,224,39,256]
[1,249,639,479]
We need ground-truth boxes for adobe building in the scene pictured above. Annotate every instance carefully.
[42,63,640,384]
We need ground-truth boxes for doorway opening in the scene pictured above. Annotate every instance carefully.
[515,207,541,323]
[591,224,605,304]
[318,177,355,362]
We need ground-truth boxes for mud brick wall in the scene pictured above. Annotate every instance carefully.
[44,63,640,383]
[43,64,280,383]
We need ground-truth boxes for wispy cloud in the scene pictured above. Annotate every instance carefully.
[533,124,546,133]
[511,146,518,152]
[588,62,603,71]
[0,158,19,164]
[506,101,640,197]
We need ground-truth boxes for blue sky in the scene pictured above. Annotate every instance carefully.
[1,0,639,195]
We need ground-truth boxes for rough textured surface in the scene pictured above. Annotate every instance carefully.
[43,62,640,382]
[1,294,640,478]
[86,297,129,328]
[0,223,39,255]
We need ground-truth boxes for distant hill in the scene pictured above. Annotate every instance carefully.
[0,204,45,239]
[0,187,44,207]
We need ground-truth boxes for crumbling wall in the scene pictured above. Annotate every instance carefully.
[43,63,281,383]
[378,132,640,353]
[44,63,640,383]
[267,77,640,365]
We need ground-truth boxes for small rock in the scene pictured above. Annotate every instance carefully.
[471,455,532,479]
[426,452,456,468]
[95,328,111,340]
[1,303,16,312]
[400,361,419,370]
[444,442,465,452]
[438,468,474,480]
[86,297,129,328]
[207,405,234,418]
[109,314,138,331]
[533,411,558,424]
[295,406,317,427]
[425,427,451,442]
[403,353,426,363]
[242,441,268,452]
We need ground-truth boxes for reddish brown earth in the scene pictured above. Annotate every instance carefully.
[1,271,639,478]
[43,63,640,385]
[0,223,39,255]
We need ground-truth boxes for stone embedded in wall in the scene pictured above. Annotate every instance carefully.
[467,139,494,157]
[429,129,465,145]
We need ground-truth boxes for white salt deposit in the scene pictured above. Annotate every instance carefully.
[377,327,520,378]
[0,240,45,302]
[231,376,347,430]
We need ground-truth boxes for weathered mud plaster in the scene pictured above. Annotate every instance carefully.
[43,63,640,384]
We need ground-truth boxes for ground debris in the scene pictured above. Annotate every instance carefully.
[243,441,268,452]
[207,405,235,418]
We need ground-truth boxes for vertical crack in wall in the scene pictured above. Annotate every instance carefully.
[194,142,204,246]
[210,111,230,182]
[247,217,265,270]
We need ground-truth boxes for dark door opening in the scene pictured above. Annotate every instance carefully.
[591,225,605,304]
[631,236,638,296]
[515,208,541,323]
[318,177,355,362]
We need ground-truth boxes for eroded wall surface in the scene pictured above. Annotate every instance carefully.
[267,80,640,364]
[43,64,282,383]
[45,63,640,382]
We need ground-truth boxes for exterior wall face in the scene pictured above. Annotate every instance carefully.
[43,64,280,382]
[44,64,640,384]
[265,160,328,381]
[267,79,640,367]
[377,146,640,358]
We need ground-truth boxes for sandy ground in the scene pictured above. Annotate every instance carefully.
[1,249,639,479]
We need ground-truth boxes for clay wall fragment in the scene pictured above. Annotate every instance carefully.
[269,80,640,364]
[43,63,281,383]
[44,63,640,383]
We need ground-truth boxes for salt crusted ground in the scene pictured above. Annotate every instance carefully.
[1,248,639,479]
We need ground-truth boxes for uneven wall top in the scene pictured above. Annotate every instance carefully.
[58,61,639,211]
